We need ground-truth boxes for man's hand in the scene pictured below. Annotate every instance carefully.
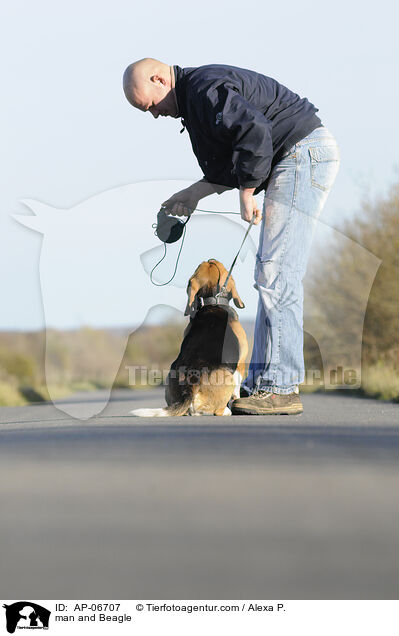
[162,180,233,217]
[162,184,201,217]
[239,187,262,225]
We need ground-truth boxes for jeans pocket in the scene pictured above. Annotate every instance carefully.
[308,145,340,191]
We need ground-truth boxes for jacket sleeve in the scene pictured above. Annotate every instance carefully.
[204,85,274,188]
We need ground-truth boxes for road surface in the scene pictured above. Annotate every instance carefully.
[1,389,398,599]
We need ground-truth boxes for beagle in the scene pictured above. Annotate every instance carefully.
[131,259,248,416]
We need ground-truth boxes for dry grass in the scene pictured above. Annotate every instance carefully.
[0,381,28,407]
[361,363,399,402]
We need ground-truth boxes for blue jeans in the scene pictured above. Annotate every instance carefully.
[242,126,340,395]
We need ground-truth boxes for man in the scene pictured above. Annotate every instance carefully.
[123,58,340,415]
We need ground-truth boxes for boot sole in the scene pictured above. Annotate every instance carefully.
[231,404,303,416]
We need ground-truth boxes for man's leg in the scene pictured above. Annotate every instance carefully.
[235,126,340,414]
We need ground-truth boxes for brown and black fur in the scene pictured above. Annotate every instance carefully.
[131,260,248,416]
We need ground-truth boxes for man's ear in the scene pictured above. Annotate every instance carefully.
[184,277,200,316]
[151,74,167,86]
[228,277,245,309]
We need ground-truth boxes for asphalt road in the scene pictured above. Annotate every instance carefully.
[1,389,399,600]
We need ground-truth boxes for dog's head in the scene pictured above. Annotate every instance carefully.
[184,259,245,316]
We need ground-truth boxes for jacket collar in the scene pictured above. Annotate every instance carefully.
[173,65,187,119]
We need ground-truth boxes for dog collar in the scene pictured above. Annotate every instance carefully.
[200,296,230,308]
[189,292,231,319]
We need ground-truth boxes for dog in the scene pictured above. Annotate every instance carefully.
[130,259,248,416]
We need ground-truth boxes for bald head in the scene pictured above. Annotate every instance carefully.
[123,58,179,119]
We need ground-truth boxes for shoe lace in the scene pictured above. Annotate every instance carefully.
[252,389,273,399]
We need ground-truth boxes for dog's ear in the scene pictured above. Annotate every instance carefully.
[227,276,245,309]
[184,277,200,316]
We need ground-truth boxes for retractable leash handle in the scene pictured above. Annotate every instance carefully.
[150,206,193,286]
[155,206,191,243]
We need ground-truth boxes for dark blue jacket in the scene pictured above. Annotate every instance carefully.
[174,64,322,194]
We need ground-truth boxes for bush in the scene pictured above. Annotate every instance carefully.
[306,182,399,399]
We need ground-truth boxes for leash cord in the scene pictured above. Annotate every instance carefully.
[150,207,252,286]
[219,215,256,293]
[195,207,241,215]
[150,221,188,286]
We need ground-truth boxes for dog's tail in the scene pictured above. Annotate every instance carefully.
[130,398,193,418]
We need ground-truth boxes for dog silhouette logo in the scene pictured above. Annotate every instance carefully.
[2,602,50,633]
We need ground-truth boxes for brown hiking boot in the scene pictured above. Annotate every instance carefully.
[231,390,303,415]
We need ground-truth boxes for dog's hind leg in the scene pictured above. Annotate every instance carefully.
[214,405,232,416]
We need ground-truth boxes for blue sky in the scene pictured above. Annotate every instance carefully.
[1,0,398,329]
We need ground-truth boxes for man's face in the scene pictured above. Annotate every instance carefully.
[129,76,178,119]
